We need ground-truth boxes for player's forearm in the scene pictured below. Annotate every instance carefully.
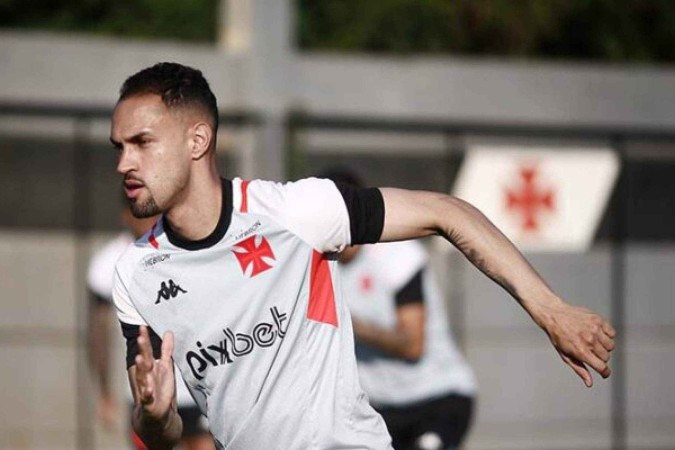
[352,319,422,361]
[380,189,564,328]
[88,305,112,395]
[435,195,564,326]
[132,403,182,450]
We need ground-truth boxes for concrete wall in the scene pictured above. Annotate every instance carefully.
[4,31,675,131]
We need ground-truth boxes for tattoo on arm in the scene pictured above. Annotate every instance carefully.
[444,229,517,298]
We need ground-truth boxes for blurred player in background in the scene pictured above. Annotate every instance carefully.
[87,202,215,450]
[325,168,476,450]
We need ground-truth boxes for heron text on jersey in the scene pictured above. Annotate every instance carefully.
[185,306,288,380]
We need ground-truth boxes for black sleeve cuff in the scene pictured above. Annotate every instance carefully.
[120,322,163,369]
[334,182,385,245]
[395,269,424,307]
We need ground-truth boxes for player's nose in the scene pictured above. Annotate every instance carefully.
[116,147,137,175]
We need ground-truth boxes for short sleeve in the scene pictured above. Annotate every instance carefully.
[237,178,353,253]
[394,269,424,307]
[112,267,146,326]
[121,322,162,369]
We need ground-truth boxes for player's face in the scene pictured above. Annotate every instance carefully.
[111,94,192,218]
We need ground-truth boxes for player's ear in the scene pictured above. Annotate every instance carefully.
[190,121,213,160]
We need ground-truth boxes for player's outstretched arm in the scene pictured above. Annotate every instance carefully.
[128,326,182,449]
[378,188,616,387]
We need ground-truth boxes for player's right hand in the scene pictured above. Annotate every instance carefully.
[134,325,176,421]
[539,301,616,387]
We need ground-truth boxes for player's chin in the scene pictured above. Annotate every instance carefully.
[130,196,162,218]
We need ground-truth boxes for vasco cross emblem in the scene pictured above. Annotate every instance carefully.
[233,235,276,277]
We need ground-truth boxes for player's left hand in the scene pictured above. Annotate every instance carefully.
[539,300,616,387]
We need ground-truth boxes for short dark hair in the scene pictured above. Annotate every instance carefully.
[119,62,219,132]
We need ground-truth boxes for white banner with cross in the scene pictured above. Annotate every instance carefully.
[452,145,620,252]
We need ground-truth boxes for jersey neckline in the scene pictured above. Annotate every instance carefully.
[162,178,233,251]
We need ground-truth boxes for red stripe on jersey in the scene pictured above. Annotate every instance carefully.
[149,223,159,249]
[131,431,148,450]
[307,250,338,327]
[240,179,250,213]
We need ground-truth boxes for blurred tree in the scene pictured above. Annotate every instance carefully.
[297,0,675,63]
[0,0,218,42]
[2,0,675,62]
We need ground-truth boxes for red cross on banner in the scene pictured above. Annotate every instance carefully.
[505,166,556,232]
[453,146,619,252]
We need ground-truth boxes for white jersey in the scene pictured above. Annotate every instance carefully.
[87,232,196,407]
[113,178,392,450]
[340,241,476,406]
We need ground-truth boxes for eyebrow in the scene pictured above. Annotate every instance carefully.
[110,131,152,148]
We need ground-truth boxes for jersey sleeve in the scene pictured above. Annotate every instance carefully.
[112,267,145,326]
[237,177,384,252]
[332,181,385,245]
[394,269,424,307]
[112,267,163,368]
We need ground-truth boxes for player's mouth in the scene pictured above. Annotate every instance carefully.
[124,179,145,199]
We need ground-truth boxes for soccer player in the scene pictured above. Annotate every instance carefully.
[109,62,615,450]
[324,168,475,450]
[87,204,215,450]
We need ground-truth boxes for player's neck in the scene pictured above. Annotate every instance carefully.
[164,167,223,242]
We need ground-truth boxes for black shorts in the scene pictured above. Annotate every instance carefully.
[375,393,475,450]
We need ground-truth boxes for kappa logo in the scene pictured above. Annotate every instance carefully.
[232,234,275,277]
[155,279,187,304]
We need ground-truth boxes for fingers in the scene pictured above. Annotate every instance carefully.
[602,321,616,338]
[592,340,610,362]
[138,325,154,365]
[547,304,617,386]
[598,330,615,352]
[582,348,611,379]
[135,326,155,404]
[161,331,175,365]
[561,352,593,388]
[580,322,613,379]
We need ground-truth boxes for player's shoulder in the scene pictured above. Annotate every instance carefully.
[232,176,337,207]
[231,176,342,219]
[114,225,163,278]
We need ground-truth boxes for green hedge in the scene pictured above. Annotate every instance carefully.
[2,0,675,62]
